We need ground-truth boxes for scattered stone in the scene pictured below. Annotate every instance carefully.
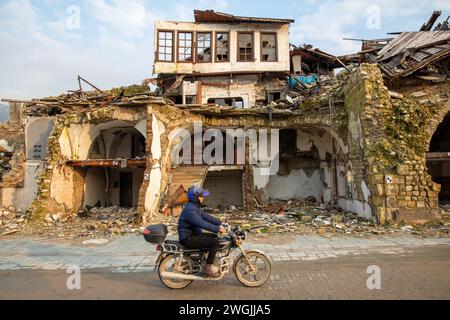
[331,214,344,223]
[411,91,428,98]
[44,214,53,223]
[6,223,19,230]
[1,229,18,236]
[286,95,294,104]
[401,225,414,232]
[82,239,109,245]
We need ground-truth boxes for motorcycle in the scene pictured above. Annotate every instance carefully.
[144,224,271,290]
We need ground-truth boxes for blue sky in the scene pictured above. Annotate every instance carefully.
[0,0,449,99]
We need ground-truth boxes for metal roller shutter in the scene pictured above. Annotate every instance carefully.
[203,170,243,208]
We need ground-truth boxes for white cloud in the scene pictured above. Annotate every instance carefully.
[86,0,159,41]
[290,0,449,56]
[0,0,447,99]
[0,0,160,99]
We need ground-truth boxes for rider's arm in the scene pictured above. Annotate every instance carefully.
[201,210,222,226]
[185,210,220,234]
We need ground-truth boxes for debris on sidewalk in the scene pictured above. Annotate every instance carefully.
[2,200,450,240]
[2,206,141,240]
[82,239,109,245]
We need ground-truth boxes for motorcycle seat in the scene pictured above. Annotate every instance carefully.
[164,240,210,252]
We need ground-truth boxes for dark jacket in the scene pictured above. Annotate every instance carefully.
[178,201,221,241]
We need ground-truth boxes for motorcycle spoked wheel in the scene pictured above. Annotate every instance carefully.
[234,251,272,287]
[158,254,194,290]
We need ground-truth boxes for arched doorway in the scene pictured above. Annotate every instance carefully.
[83,125,146,209]
[427,112,450,204]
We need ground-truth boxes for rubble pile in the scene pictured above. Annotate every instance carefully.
[0,207,26,236]
[154,200,450,239]
[0,147,12,177]
[211,200,450,238]
[22,84,159,117]
[263,77,345,111]
[9,206,140,240]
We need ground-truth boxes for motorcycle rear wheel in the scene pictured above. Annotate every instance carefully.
[234,251,271,287]
[158,254,194,290]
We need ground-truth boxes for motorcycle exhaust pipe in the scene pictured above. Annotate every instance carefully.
[160,272,223,281]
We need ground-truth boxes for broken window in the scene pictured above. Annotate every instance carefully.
[185,95,196,104]
[216,32,229,62]
[207,97,244,108]
[197,32,212,62]
[178,32,193,62]
[238,32,254,62]
[261,33,277,62]
[267,91,281,103]
[157,30,174,62]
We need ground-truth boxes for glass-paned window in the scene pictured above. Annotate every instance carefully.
[157,31,173,62]
[197,32,212,62]
[178,32,193,62]
[216,32,229,62]
[238,32,254,62]
[261,33,277,62]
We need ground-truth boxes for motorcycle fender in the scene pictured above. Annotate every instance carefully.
[154,253,169,272]
[232,249,267,274]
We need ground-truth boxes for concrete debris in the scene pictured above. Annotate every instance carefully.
[401,225,414,232]
[82,239,109,245]
[1,229,18,236]
[4,206,140,240]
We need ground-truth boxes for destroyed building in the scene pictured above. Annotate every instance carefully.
[0,10,449,230]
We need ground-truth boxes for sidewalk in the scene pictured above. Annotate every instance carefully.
[1,234,449,273]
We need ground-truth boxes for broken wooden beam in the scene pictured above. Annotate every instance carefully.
[65,159,147,168]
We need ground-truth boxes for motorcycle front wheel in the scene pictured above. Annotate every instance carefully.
[158,254,194,290]
[234,251,271,287]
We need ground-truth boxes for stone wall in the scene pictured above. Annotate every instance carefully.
[347,63,449,224]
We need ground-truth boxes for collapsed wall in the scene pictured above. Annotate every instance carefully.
[0,122,25,206]
[29,105,149,222]
[19,65,448,226]
[345,63,449,224]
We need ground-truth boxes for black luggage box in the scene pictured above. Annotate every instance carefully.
[143,224,168,244]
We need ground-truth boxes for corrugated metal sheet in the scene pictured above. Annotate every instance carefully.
[377,31,450,61]
[412,46,445,62]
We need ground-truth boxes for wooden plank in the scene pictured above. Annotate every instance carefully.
[65,159,147,168]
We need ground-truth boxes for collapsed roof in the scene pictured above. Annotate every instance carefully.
[193,9,294,25]
[339,11,450,81]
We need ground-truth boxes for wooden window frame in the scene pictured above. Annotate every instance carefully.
[156,29,174,63]
[260,32,278,62]
[196,31,213,63]
[237,32,255,62]
[177,31,194,63]
[215,31,230,63]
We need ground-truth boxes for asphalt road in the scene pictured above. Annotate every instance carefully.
[1,246,449,300]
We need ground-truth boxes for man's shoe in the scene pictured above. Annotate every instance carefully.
[204,264,221,278]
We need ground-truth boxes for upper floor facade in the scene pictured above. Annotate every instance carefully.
[153,10,294,76]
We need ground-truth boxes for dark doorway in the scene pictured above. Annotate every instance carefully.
[280,129,297,156]
[427,112,450,203]
[120,172,133,207]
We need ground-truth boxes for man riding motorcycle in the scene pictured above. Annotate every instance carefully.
[178,185,227,278]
